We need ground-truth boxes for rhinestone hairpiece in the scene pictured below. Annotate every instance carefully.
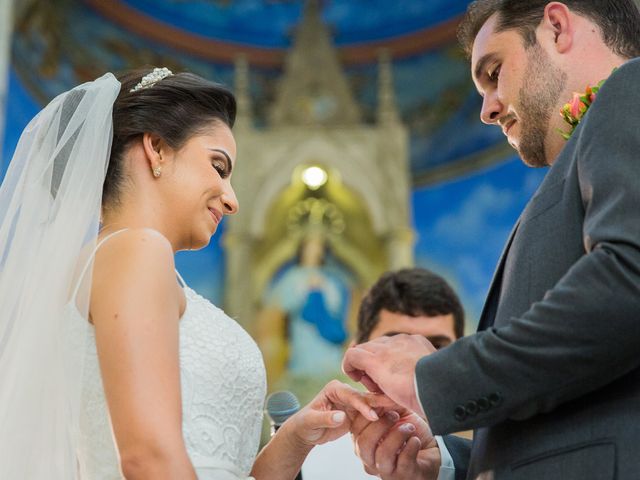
[129,67,173,92]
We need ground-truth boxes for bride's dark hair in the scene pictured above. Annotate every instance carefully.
[103,67,237,209]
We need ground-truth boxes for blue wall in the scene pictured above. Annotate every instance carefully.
[1,68,41,182]
[413,159,545,329]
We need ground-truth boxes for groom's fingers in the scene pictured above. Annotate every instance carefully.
[360,373,382,393]
[342,347,378,382]
[403,414,434,448]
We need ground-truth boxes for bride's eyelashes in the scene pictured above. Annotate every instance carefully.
[211,159,229,178]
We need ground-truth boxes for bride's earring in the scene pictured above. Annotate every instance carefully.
[152,166,162,178]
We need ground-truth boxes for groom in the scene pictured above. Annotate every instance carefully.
[343,1,640,479]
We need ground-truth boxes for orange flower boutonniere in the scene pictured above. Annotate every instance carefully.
[559,73,613,140]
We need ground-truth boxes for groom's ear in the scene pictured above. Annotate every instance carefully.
[541,2,574,54]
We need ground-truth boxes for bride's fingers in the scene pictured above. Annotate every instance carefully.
[311,409,347,428]
[325,381,379,422]
[300,409,348,442]
[350,410,399,438]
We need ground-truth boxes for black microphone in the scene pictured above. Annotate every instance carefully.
[266,391,303,480]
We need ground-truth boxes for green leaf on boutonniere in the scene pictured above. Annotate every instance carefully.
[559,68,616,140]
[557,128,572,141]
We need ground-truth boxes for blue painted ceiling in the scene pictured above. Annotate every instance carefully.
[120,0,470,47]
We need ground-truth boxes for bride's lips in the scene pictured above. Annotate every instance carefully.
[208,207,223,224]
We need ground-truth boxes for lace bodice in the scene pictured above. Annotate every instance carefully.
[74,277,267,479]
[179,285,267,478]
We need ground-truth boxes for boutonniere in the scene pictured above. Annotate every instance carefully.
[559,71,615,140]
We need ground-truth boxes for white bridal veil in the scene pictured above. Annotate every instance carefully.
[0,73,120,478]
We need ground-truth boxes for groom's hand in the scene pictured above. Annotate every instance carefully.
[342,334,436,414]
[350,409,440,479]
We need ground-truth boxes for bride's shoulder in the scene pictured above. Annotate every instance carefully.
[92,228,175,288]
[90,228,185,323]
[98,227,171,257]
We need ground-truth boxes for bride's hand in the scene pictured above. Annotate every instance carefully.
[283,380,381,448]
[252,381,385,479]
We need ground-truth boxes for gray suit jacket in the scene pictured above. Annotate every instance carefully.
[416,57,640,480]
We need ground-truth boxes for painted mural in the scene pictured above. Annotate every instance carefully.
[7,0,507,180]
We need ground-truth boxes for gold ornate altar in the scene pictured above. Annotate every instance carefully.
[224,0,414,401]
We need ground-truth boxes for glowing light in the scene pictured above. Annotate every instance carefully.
[301,166,328,190]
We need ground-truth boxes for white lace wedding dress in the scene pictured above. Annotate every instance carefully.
[71,232,267,479]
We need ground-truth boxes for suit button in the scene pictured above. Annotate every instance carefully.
[454,405,467,421]
[489,392,503,408]
[465,400,479,416]
[477,397,490,412]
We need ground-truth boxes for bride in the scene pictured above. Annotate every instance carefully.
[0,68,384,479]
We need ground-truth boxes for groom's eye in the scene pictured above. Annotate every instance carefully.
[488,65,501,83]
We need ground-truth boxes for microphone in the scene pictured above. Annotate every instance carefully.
[266,390,301,435]
[265,391,303,480]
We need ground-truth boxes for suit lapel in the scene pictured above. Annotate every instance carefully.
[477,218,520,331]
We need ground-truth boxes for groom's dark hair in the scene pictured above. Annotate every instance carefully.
[458,0,640,59]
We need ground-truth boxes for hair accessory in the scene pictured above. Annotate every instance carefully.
[152,166,162,178]
[130,67,173,93]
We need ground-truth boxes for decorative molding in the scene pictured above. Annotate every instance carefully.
[377,49,400,125]
[269,0,361,126]
[233,53,253,131]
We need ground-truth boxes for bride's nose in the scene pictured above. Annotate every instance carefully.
[221,187,238,215]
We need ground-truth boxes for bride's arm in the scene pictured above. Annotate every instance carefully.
[249,419,314,480]
[91,229,196,480]
[250,380,380,480]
